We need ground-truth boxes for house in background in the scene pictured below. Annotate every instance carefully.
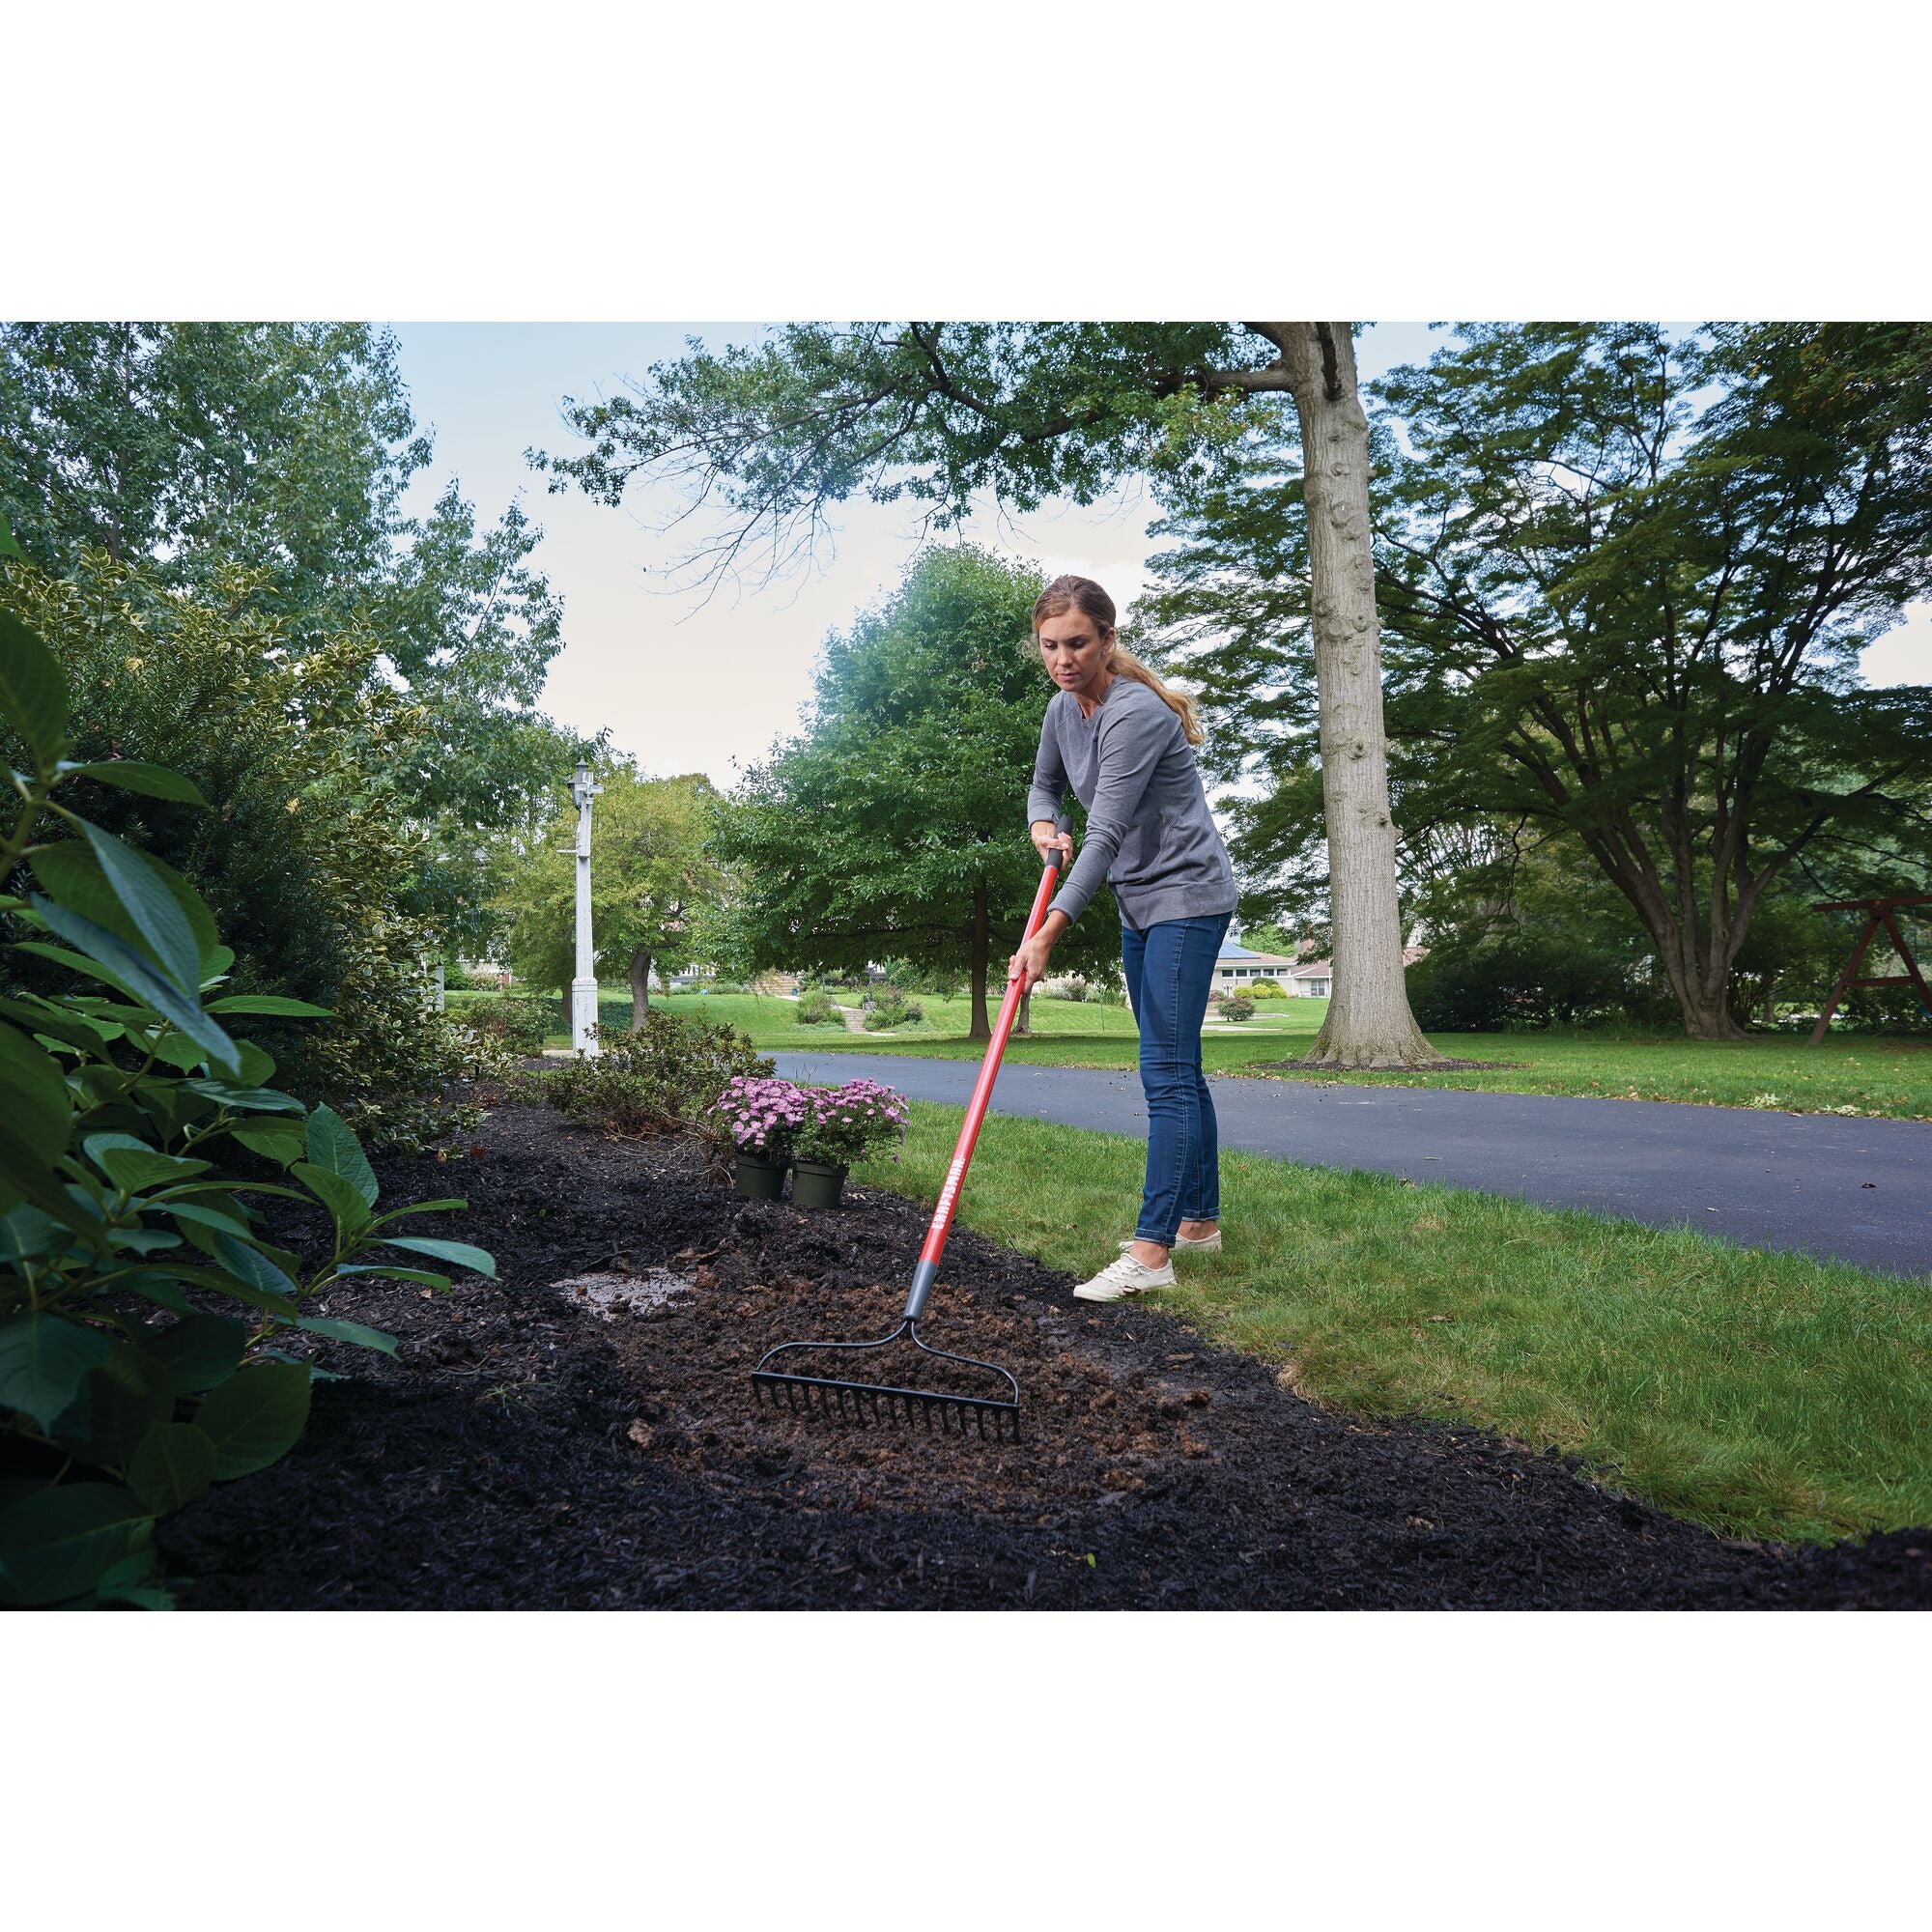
[1284,958,1333,998]
[1213,931,1328,994]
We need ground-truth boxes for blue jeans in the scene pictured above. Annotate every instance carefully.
[1120,912,1231,1245]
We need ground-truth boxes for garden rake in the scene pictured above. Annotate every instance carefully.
[751,823,1072,1442]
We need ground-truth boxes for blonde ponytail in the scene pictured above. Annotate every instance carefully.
[1103,644,1205,747]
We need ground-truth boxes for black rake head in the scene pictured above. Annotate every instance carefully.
[751,1319,1021,1443]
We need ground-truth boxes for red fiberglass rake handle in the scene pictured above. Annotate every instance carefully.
[901,823,1069,1321]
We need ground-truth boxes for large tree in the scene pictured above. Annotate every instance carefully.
[1138,323,1932,1040]
[707,545,1119,1037]
[0,322,573,950]
[536,321,1449,1066]
[501,764,724,1020]
[1377,323,1932,1039]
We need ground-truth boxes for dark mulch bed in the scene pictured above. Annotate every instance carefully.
[159,1105,1932,1609]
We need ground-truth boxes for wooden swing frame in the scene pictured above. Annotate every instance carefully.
[1807,895,1932,1043]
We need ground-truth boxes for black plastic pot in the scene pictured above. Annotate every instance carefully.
[731,1150,787,1200]
[788,1158,849,1209]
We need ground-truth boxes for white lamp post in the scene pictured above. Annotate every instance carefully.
[569,759,602,1056]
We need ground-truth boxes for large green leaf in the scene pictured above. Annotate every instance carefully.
[159,1199,256,1243]
[192,1362,312,1478]
[143,1313,248,1394]
[96,1146,213,1194]
[60,760,209,806]
[0,1311,112,1429]
[295,1316,398,1356]
[22,897,241,1077]
[31,843,187,985]
[204,994,334,1017]
[304,1104,379,1208]
[182,1078,304,1114]
[211,1233,302,1313]
[370,1197,469,1224]
[112,1269,195,1316]
[292,1160,374,1236]
[0,1482,151,1607]
[51,1341,174,1471]
[0,607,69,767]
[167,1262,298,1321]
[0,1018,72,1181]
[79,823,204,996]
[0,1205,66,1264]
[232,1041,277,1088]
[333,1263,451,1292]
[228,1118,306,1166]
[378,1235,497,1279]
[0,993,109,1055]
[104,1227,183,1256]
[149,1030,211,1073]
[128,1423,219,1513]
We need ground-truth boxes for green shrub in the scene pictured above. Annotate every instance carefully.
[863,985,923,1031]
[546,1008,774,1137]
[455,993,548,1061]
[794,990,840,1026]
[1249,978,1287,999]
[0,587,497,1607]
[881,958,964,998]
[1405,934,1637,1032]
[1219,991,1257,1023]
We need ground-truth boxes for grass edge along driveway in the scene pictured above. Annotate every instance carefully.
[850,1103,1932,1547]
[466,990,1932,1122]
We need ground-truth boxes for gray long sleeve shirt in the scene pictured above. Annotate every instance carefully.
[1025,677,1238,933]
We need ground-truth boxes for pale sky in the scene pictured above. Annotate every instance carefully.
[387,322,1932,788]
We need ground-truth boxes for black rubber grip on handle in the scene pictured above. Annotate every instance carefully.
[1047,814,1073,871]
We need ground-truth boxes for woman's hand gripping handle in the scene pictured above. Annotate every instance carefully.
[1010,816,1073,995]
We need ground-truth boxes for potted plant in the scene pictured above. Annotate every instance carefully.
[788,1077,910,1208]
[711,1075,808,1198]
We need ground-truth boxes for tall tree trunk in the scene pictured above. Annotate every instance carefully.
[968,884,991,1041]
[1015,990,1031,1036]
[1678,981,1750,1041]
[1280,322,1449,1069]
[629,946,653,1028]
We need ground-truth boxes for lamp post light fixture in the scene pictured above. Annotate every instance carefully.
[569,758,602,1056]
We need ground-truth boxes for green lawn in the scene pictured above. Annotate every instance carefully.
[848,1103,1932,1544]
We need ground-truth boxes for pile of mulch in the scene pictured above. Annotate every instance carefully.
[158,1106,1932,1609]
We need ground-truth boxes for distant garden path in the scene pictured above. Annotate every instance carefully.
[769,1052,1932,1277]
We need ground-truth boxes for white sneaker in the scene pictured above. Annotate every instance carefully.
[1073,1252,1178,1302]
[1119,1229,1223,1254]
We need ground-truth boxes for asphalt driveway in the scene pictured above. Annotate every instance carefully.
[770,1051,1932,1278]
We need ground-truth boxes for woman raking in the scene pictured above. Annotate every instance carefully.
[1007,574,1238,1303]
